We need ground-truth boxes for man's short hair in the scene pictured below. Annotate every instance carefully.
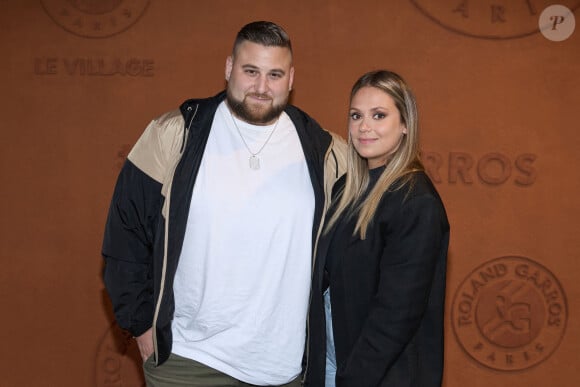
[233,21,292,56]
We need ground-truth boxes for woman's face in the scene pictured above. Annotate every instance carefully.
[348,86,407,169]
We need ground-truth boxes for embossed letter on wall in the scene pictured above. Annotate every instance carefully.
[410,0,580,39]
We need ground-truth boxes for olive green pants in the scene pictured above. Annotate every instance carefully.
[143,353,302,387]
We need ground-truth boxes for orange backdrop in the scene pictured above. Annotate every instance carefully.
[1,1,579,386]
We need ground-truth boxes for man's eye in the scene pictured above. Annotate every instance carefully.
[245,70,257,75]
[270,73,282,79]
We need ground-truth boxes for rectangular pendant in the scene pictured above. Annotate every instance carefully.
[249,155,260,170]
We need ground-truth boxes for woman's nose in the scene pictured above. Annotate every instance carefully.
[359,119,371,132]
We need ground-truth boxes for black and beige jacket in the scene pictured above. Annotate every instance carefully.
[102,91,347,365]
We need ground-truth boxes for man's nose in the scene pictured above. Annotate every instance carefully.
[255,75,268,94]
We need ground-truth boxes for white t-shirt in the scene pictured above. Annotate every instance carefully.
[171,102,314,385]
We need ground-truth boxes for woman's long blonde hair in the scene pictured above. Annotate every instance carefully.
[326,70,424,239]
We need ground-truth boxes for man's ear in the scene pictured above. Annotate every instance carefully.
[225,56,233,81]
[288,66,295,91]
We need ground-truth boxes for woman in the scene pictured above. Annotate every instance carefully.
[304,70,449,387]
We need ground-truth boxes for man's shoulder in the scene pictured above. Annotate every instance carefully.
[285,104,347,168]
[284,104,320,128]
[284,104,336,144]
[150,91,226,133]
[178,91,226,118]
[152,109,183,129]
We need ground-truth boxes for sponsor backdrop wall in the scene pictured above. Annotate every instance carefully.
[1,1,578,386]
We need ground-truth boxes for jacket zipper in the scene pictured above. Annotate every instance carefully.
[302,137,336,384]
[152,104,198,364]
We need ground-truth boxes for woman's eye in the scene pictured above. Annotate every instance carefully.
[373,113,386,119]
[350,113,361,120]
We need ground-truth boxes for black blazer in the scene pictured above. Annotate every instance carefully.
[304,171,449,387]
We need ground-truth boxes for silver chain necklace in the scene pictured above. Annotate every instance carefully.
[230,111,280,170]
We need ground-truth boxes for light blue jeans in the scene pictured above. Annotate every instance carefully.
[324,289,337,387]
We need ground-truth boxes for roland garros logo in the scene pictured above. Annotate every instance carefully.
[41,0,150,38]
[452,256,567,371]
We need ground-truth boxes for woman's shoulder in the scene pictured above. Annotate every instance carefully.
[379,171,448,227]
[407,171,439,195]
[388,171,443,205]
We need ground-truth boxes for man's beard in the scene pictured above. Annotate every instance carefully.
[226,90,287,125]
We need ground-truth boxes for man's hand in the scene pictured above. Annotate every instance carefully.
[135,328,154,361]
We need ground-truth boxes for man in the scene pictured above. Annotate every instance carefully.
[102,21,346,386]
